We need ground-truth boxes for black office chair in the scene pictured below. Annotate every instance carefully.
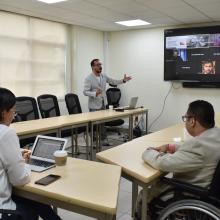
[65,93,82,115]
[0,209,23,220]
[37,94,73,153]
[148,161,220,220]
[14,96,40,148]
[15,96,39,122]
[37,94,60,118]
[65,93,87,156]
[105,87,125,137]
[106,87,121,108]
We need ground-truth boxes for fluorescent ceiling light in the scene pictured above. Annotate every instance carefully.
[115,19,151,27]
[37,0,67,4]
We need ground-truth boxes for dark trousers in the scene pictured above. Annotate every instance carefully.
[3,195,62,220]
[89,107,106,140]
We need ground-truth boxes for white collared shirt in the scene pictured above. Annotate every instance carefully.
[0,124,31,210]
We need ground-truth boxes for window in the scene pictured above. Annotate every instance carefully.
[0,11,68,97]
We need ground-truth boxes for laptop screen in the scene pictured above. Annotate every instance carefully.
[32,137,65,160]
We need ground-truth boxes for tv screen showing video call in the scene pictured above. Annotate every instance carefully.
[164,26,220,82]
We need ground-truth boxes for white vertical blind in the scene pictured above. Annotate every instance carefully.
[0,11,67,97]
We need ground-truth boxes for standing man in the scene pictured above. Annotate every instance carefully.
[83,58,131,144]
[83,59,131,111]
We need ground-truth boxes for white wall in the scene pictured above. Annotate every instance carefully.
[70,26,104,112]
[108,27,220,132]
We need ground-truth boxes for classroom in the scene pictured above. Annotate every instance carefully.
[0,1,220,220]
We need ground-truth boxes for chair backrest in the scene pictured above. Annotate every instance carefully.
[37,94,60,118]
[208,160,220,199]
[15,96,39,122]
[106,88,121,108]
[65,93,82,114]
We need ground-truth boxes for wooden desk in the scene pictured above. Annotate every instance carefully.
[89,108,148,160]
[143,123,184,142]
[14,158,121,220]
[11,114,91,138]
[11,108,148,160]
[96,113,220,220]
[97,138,166,220]
[11,115,90,158]
[11,117,61,138]
[144,113,220,143]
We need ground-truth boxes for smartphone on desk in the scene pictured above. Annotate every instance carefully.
[35,174,61,186]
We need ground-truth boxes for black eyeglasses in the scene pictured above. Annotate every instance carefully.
[182,115,194,122]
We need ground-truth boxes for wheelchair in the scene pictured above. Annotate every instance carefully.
[148,160,220,220]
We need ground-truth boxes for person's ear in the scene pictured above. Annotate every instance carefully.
[190,117,196,127]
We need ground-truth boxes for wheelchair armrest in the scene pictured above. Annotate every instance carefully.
[161,177,209,196]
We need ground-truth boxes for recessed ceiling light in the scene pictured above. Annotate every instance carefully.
[37,0,67,4]
[115,19,151,27]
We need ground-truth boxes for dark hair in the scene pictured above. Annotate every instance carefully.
[187,100,215,128]
[90,59,99,67]
[0,88,16,121]
[202,61,213,66]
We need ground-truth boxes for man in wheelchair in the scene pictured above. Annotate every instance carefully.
[135,100,220,220]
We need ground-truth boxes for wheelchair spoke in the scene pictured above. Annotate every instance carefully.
[162,208,219,220]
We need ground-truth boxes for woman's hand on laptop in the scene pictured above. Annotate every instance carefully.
[22,149,31,163]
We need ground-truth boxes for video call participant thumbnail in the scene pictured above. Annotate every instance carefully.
[201,61,215,74]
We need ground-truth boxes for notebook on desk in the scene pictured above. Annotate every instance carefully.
[115,97,138,111]
[28,135,67,172]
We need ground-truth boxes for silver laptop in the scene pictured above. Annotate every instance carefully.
[28,135,67,172]
[116,97,138,110]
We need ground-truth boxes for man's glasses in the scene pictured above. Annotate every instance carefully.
[182,115,194,122]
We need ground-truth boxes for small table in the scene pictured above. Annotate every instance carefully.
[14,158,121,220]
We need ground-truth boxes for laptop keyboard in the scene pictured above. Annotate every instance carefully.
[29,159,54,168]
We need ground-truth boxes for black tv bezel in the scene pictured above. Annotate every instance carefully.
[164,25,220,84]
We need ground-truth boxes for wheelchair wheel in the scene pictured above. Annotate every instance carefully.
[158,199,220,220]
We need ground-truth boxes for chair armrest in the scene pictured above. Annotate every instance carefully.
[161,177,209,196]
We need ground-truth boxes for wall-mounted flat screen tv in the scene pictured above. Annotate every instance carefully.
[164,26,220,84]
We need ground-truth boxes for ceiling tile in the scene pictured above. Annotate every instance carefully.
[137,0,189,9]
[184,0,220,5]
[0,0,219,31]
[146,16,182,25]
[161,6,210,20]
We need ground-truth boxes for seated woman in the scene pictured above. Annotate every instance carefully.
[0,87,61,220]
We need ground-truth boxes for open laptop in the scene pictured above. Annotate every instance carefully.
[28,135,67,172]
[116,97,138,110]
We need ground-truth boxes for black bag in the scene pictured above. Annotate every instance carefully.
[133,125,142,137]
